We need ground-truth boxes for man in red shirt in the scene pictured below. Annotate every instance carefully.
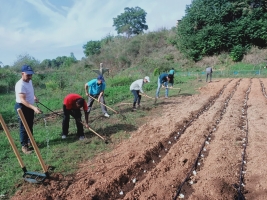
[62,93,89,140]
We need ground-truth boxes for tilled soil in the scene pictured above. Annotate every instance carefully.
[11,78,267,200]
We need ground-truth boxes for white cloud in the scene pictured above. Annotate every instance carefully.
[0,0,192,66]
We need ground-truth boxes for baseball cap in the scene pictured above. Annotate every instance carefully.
[21,65,34,74]
[144,76,150,82]
[97,75,105,82]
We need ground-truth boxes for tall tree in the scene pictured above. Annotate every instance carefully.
[113,7,148,38]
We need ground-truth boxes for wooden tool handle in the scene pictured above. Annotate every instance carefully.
[88,94,118,114]
[17,109,48,173]
[0,115,25,169]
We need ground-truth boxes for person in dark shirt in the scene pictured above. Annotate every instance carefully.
[156,73,172,98]
[206,66,213,82]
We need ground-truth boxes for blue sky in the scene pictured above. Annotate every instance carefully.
[0,0,192,66]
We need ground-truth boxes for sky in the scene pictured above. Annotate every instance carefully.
[0,0,192,66]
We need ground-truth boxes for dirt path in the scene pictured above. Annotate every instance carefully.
[11,78,267,200]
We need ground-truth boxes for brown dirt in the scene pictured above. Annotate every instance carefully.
[11,78,267,200]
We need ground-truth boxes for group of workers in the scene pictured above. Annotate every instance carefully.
[14,63,211,154]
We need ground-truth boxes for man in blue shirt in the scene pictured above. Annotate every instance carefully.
[156,73,172,98]
[84,75,109,118]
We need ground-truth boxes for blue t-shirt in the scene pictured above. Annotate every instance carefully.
[159,73,168,83]
[87,79,106,95]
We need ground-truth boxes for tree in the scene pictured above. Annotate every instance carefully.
[176,0,267,61]
[83,40,101,57]
[113,7,148,38]
[12,53,40,71]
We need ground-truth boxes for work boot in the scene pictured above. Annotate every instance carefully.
[22,146,32,154]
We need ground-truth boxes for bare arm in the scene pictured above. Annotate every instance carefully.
[98,91,104,101]
[19,93,41,114]
[85,83,89,96]
[84,111,89,128]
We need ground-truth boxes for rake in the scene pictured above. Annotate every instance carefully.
[0,114,48,183]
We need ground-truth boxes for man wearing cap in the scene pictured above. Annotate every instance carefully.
[130,76,150,111]
[84,75,110,118]
[62,93,89,140]
[15,65,41,154]
[156,73,172,98]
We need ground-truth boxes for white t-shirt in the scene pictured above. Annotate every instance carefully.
[15,79,35,105]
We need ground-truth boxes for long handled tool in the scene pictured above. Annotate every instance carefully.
[37,102,109,142]
[79,121,109,144]
[88,94,118,114]
[0,115,47,183]
[17,108,49,181]
[140,93,158,104]
[88,94,126,119]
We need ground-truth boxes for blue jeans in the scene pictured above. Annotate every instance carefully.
[131,90,141,108]
[156,78,169,98]
[15,103,34,147]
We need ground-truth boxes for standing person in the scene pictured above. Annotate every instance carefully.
[85,75,110,118]
[62,94,89,140]
[206,66,213,82]
[130,76,150,111]
[15,65,41,154]
[169,68,175,87]
[156,73,172,98]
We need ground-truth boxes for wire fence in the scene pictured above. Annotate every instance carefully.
[176,70,267,79]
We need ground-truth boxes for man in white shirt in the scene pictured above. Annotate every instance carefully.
[15,65,41,154]
[130,76,150,111]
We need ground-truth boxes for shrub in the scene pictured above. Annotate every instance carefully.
[230,45,245,62]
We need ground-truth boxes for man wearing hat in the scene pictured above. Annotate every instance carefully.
[14,65,41,154]
[130,76,150,111]
[84,75,110,118]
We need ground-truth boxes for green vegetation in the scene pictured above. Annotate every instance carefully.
[2,2,267,197]
[113,6,148,37]
[176,0,267,61]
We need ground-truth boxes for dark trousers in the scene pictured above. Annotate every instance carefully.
[206,73,212,82]
[62,105,84,136]
[15,103,34,147]
[131,90,141,108]
[87,94,107,114]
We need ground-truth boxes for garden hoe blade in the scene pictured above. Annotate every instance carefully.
[0,115,46,184]
[17,109,49,182]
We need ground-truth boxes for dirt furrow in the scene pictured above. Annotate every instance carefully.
[122,79,240,199]
[87,81,232,200]
[10,79,232,200]
[184,78,251,199]
[245,79,267,199]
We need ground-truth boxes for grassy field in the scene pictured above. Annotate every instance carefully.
[0,71,203,198]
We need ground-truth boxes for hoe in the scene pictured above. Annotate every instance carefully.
[0,114,48,183]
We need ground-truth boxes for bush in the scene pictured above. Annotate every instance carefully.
[230,45,245,62]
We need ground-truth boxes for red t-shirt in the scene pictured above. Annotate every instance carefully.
[63,94,88,111]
